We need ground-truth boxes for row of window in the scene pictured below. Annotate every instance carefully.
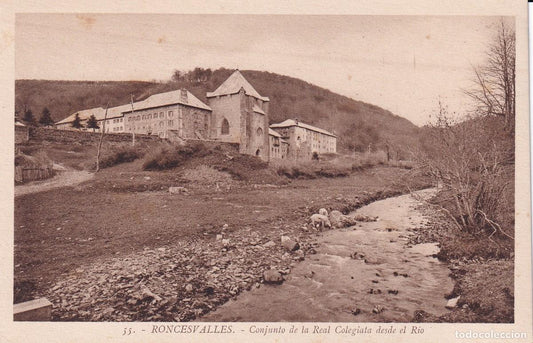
[312,142,335,151]
[127,111,174,122]
[271,146,286,158]
[130,120,176,131]
[304,131,335,144]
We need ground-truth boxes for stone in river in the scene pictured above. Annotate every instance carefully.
[263,269,284,284]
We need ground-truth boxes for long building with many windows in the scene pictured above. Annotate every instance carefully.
[122,89,212,140]
[54,70,337,161]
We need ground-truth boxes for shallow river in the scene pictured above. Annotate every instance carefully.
[201,189,454,322]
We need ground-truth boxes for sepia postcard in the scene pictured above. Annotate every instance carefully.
[1,0,531,342]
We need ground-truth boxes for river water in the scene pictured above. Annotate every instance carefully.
[201,189,454,322]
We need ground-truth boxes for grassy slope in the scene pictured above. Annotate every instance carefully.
[16,68,420,155]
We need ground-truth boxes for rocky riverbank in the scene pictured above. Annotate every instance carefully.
[45,187,415,321]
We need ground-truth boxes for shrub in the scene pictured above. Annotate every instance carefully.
[97,146,143,169]
[142,146,182,170]
[214,154,270,180]
[316,165,350,178]
[142,141,209,170]
[271,158,351,179]
[416,105,514,243]
[15,150,53,168]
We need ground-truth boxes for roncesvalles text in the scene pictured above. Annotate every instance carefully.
[150,324,233,334]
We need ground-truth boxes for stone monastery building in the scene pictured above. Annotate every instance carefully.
[55,70,336,161]
[206,71,270,160]
[270,119,337,159]
[121,89,211,141]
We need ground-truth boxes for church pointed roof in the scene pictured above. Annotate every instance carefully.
[207,70,269,102]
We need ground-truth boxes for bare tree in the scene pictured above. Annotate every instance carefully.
[416,101,514,242]
[95,103,109,172]
[465,20,515,131]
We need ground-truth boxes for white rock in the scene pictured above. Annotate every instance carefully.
[169,186,189,195]
[446,296,460,309]
[263,269,284,284]
[281,236,299,251]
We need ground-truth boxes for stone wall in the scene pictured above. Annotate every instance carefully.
[15,125,29,144]
[181,106,211,140]
[27,127,159,145]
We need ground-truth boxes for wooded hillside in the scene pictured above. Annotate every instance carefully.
[16,68,420,155]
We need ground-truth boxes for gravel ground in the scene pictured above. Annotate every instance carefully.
[45,223,319,321]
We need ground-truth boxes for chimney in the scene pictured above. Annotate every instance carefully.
[180,89,188,103]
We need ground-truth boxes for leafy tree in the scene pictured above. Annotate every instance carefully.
[71,113,83,129]
[22,108,35,125]
[171,69,184,82]
[38,107,54,126]
[172,67,213,83]
[86,114,99,131]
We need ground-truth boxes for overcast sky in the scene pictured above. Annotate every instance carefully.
[15,14,511,126]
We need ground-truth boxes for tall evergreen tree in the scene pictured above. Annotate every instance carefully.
[86,114,99,132]
[38,107,54,126]
[71,113,83,129]
[23,108,35,125]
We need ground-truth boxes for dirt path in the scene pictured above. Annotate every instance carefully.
[15,168,94,197]
[201,189,454,322]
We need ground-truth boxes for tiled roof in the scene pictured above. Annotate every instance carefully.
[56,107,105,124]
[270,119,337,137]
[268,128,282,137]
[104,104,132,119]
[124,89,212,112]
[207,70,269,102]
[56,89,211,125]
[268,129,289,144]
